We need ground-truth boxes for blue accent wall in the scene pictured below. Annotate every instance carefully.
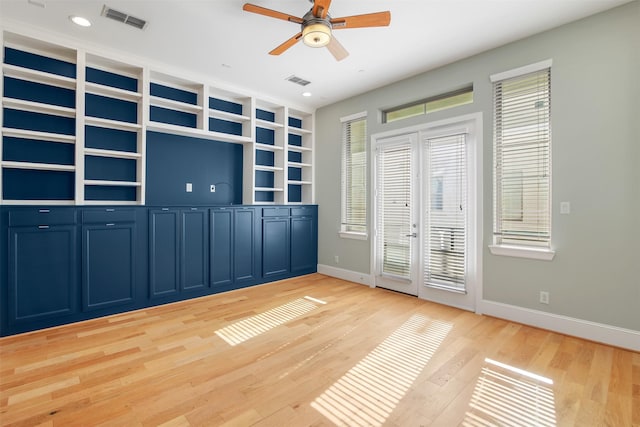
[145,131,242,205]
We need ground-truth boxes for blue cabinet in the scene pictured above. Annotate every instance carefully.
[180,208,209,291]
[149,207,209,298]
[149,209,180,297]
[6,209,78,328]
[210,207,260,289]
[291,215,317,274]
[82,209,136,311]
[262,216,291,279]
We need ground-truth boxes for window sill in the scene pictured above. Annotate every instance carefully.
[489,244,555,261]
[339,231,368,241]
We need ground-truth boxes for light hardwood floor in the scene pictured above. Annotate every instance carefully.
[1,274,638,426]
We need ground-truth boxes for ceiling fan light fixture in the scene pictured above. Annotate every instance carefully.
[302,23,331,48]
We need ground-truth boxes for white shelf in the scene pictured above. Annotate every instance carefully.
[209,109,250,122]
[1,199,75,205]
[2,63,76,89]
[255,187,284,192]
[287,127,312,135]
[2,127,76,144]
[254,143,283,152]
[146,122,251,144]
[84,180,142,187]
[85,116,142,132]
[150,95,202,113]
[83,200,141,206]
[256,118,284,130]
[2,97,75,117]
[287,145,312,153]
[255,165,284,172]
[288,180,312,185]
[85,82,141,102]
[1,161,75,172]
[287,161,312,168]
[84,148,142,159]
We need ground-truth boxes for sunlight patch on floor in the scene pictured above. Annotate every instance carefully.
[462,358,557,426]
[214,297,321,346]
[311,314,452,426]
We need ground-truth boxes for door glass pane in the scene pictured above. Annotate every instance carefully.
[377,142,412,278]
[424,134,466,290]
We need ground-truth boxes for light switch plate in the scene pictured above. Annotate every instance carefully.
[186,183,192,192]
[560,201,570,214]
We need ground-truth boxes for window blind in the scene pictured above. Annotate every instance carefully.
[341,116,367,233]
[423,133,467,290]
[493,67,551,246]
[376,141,412,279]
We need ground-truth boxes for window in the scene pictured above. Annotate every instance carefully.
[340,112,367,237]
[382,87,473,124]
[490,60,554,260]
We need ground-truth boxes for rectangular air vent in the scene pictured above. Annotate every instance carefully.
[101,5,147,30]
[285,75,311,87]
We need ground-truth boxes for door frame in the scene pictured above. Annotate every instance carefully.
[370,113,483,313]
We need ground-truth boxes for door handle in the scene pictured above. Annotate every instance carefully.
[406,233,417,238]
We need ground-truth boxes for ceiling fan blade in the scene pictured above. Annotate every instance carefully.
[331,11,391,29]
[312,0,332,19]
[326,37,349,61]
[269,32,303,56]
[243,3,303,24]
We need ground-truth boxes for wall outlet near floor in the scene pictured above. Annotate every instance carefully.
[186,182,192,192]
[539,291,550,304]
[334,255,339,264]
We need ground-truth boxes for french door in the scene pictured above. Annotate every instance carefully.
[372,120,479,311]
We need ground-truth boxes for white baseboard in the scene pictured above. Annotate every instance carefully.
[317,264,373,287]
[316,264,640,352]
[479,300,640,352]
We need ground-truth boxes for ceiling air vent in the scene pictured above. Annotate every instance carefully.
[285,75,311,87]
[101,5,147,30]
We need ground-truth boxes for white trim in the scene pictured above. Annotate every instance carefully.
[489,244,556,261]
[479,299,640,352]
[317,264,373,287]
[338,231,368,240]
[490,59,553,82]
[340,111,367,123]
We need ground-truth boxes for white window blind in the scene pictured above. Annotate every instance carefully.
[423,133,467,291]
[376,141,412,279]
[341,115,367,234]
[493,66,551,247]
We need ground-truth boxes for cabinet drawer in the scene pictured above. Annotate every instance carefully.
[291,206,315,217]
[263,207,290,217]
[8,209,76,227]
[82,209,136,224]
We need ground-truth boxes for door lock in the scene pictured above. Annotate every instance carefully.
[406,233,417,238]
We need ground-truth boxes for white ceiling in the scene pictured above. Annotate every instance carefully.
[0,0,631,111]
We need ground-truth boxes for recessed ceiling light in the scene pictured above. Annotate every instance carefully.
[302,92,312,97]
[70,15,92,27]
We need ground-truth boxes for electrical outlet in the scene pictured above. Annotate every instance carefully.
[334,255,339,264]
[539,291,550,304]
[210,184,216,193]
[560,202,571,214]
[186,183,192,192]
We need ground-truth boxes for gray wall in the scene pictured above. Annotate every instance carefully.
[315,1,640,331]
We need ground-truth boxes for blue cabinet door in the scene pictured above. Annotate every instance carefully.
[82,223,135,311]
[262,217,290,278]
[149,209,180,298]
[210,208,233,288]
[180,209,208,291]
[234,207,260,284]
[291,215,317,274]
[8,225,77,324]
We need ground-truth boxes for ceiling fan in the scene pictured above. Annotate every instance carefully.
[242,0,391,61]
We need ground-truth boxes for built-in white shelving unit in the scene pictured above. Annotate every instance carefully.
[1,29,314,206]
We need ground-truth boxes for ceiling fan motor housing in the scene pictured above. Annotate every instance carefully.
[301,12,332,47]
